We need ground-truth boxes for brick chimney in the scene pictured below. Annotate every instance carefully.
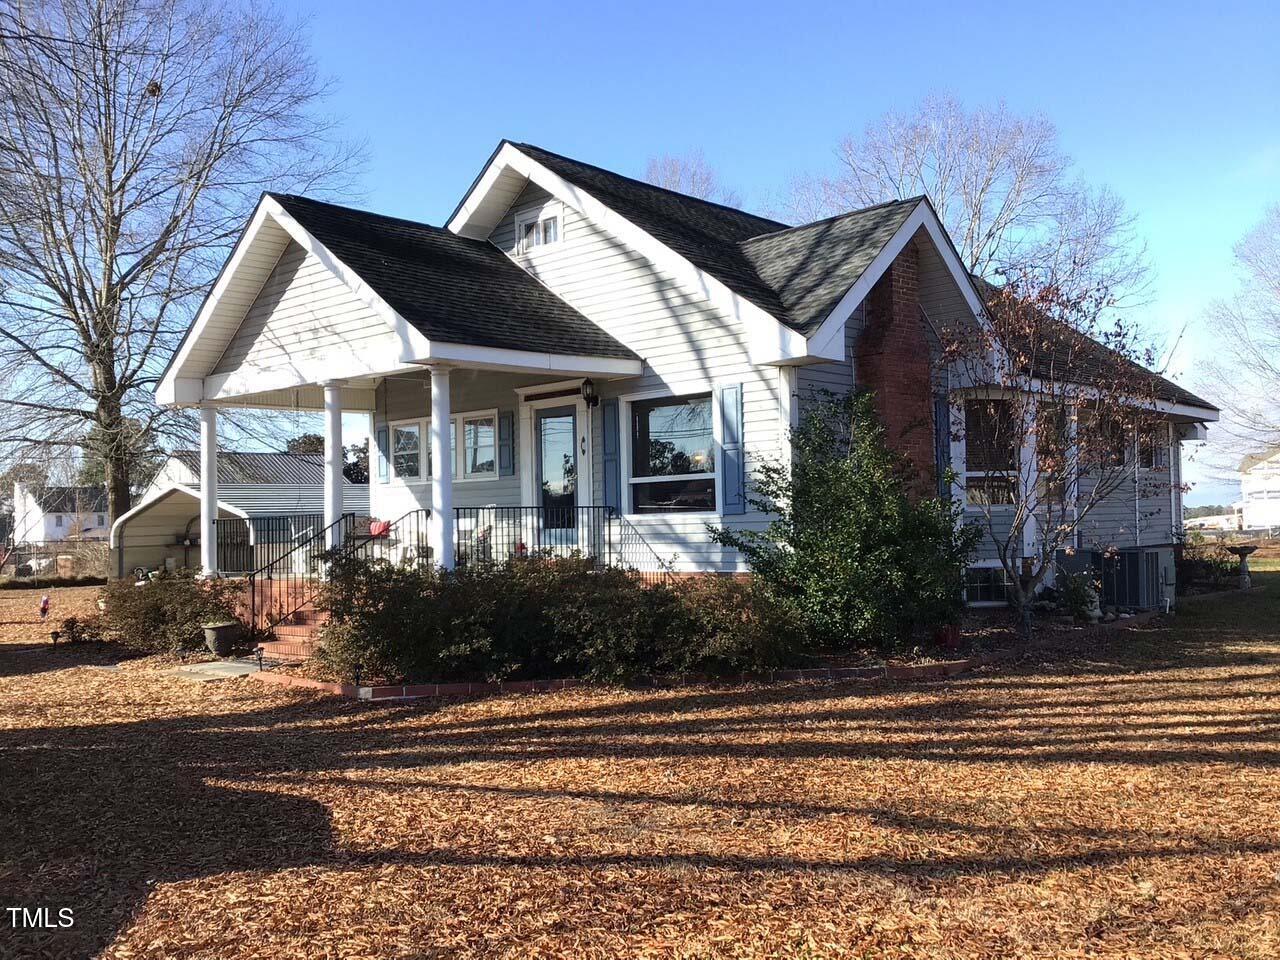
[854,241,936,491]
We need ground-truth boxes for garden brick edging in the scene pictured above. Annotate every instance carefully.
[247,651,1016,702]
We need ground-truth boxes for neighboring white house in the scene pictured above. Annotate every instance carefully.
[110,451,369,576]
[11,483,108,544]
[1238,449,1280,531]
[151,140,1219,606]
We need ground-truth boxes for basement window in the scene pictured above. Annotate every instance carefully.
[966,565,1013,604]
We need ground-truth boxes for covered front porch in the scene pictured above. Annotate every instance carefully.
[192,361,651,579]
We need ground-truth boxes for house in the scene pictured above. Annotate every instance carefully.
[154,140,1218,608]
[11,483,108,544]
[109,451,369,577]
[1237,450,1280,532]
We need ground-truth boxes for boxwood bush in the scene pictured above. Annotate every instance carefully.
[101,569,242,652]
[316,554,805,684]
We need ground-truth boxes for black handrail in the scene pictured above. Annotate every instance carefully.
[247,513,355,632]
[341,508,432,568]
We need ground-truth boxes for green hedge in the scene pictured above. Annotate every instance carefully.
[100,569,241,652]
[0,575,107,590]
[316,554,806,684]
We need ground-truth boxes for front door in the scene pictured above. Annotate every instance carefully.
[536,406,577,536]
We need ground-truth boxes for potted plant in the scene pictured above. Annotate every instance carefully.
[202,620,241,657]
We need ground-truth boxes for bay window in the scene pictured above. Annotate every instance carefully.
[629,393,716,513]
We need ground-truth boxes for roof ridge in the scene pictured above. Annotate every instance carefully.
[510,141,788,234]
[741,195,927,244]
[268,192,470,240]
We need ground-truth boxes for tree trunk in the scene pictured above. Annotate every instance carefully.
[96,388,132,524]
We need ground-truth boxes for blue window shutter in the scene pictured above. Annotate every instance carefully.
[934,394,950,498]
[719,383,745,514]
[498,411,515,476]
[375,427,389,482]
[602,398,621,512]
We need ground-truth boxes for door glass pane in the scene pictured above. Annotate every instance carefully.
[538,409,576,529]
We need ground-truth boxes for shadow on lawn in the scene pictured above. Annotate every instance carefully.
[3,579,1279,957]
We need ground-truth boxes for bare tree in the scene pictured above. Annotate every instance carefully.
[1200,205,1280,456]
[786,93,1148,300]
[0,0,360,522]
[644,150,743,207]
[943,276,1170,637]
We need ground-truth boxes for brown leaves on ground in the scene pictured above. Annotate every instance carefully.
[2,585,1279,958]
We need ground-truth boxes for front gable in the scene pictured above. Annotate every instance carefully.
[449,142,811,365]
[157,195,429,406]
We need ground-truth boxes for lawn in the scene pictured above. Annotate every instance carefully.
[2,583,1279,959]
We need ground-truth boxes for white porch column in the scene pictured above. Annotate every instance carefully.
[199,405,219,576]
[323,381,345,549]
[1020,397,1040,566]
[428,365,455,569]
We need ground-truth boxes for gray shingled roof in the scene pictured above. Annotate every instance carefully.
[511,144,798,325]
[511,143,926,338]
[268,193,638,361]
[967,277,1218,413]
[739,200,924,336]
[34,486,107,513]
[171,451,361,485]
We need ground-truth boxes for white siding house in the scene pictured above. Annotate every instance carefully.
[11,484,108,544]
[152,139,1219,605]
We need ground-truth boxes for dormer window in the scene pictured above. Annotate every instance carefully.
[516,209,560,254]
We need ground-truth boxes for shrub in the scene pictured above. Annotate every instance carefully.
[711,391,979,653]
[0,575,107,590]
[101,569,241,652]
[1056,569,1100,620]
[316,553,806,684]
[58,614,105,644]
[1176,535,1239,594]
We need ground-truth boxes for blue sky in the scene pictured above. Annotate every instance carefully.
[288,0,1280,505]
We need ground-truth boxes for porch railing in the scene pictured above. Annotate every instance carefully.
[454,506,673,584]
[246,504,673,636]
[246,513,355,632]
[341,509,432,568]
[214,513,325,575]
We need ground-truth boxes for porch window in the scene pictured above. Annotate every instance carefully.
[392,423,421,479]
[964,400,1015,507]
[462,414,496,478]
[55,514,63,528]
[424,419,456,480]
[629,393,715,513]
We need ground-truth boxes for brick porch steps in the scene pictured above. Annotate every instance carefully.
[257,638,322,659]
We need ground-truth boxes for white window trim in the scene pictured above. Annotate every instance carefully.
[1137,422,1171,472]
[514,201,564,255]
[518,392,593,508]
[383,409,501,486]
[965,559,1014,608]
[459,408,500,481]
[961,400,1016,512]
[619,384,721,520]
[388,417,425,483]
